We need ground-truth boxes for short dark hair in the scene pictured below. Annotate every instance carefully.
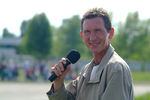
[81,8,112,32]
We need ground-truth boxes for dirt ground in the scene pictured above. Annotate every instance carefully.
[0,82,150,100]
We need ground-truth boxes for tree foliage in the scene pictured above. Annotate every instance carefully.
[52,15,90,58]
[20,20,28,38]
[20,13,52,59]
[2,28,15,38]
[112,12,150,62]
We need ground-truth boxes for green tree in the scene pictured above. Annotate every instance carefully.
[112,12,140,59]
[2,28,15,38]
[129,19,150,62]
[53,15,90,58]
[21,13,52,59]
[20,20,28,38]
[112,12,150,63]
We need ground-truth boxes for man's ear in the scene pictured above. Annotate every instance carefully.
[109,28,114,40]
[80,31,83,39]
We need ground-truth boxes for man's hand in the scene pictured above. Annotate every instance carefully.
[50,58,71,92]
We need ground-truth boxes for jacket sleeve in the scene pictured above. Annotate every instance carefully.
[47,80,77,100]
[101,63,134,100]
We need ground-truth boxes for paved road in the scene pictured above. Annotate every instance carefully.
[134,84,150,96]
[0,82,150,100]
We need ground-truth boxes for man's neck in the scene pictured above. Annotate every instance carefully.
[93,45,109,64]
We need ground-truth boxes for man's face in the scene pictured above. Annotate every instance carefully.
[82,17,112,55]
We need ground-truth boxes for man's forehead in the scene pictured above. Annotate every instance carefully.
[83,17,105,29]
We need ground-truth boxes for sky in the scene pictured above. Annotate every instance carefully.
[0,0,150,37]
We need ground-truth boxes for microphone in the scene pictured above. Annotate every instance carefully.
[48,50,80,82]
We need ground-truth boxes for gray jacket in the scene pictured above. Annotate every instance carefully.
[47,45,134,100]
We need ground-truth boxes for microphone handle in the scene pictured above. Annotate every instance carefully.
[48,60,71,82]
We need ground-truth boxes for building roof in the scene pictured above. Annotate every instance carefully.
[0,37,22,46]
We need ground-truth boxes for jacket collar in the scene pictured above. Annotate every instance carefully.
[83,44,114,83]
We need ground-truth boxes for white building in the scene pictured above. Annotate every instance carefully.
[0,37,22,60]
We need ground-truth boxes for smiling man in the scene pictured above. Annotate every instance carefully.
[47,8,134,100]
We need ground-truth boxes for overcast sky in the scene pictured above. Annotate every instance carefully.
[0,0,149,37]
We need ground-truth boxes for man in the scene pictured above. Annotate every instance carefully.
[47,8,134,100]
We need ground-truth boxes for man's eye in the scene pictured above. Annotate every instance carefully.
[84,31,90,35]
[95,29,101,33]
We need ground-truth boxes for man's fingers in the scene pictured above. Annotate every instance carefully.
[55,65,62,75]
[50,58,71,80]
[61,58,66,64]
[51,66,59,76]
[64,65,71,74]
[59,61,64,72]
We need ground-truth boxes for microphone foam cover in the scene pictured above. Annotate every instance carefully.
[66,50,80,64]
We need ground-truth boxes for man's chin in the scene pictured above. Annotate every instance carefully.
[90,49,99,54]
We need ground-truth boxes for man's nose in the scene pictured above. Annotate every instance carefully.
[90,32,97,41]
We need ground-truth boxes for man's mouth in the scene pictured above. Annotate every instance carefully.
[89,42,100,47]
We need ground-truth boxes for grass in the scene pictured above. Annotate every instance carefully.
[1,71,150,83]
[135,93,150,100]
[132,71,150,84]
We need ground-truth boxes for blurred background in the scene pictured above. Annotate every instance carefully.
[0,0,150,100]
